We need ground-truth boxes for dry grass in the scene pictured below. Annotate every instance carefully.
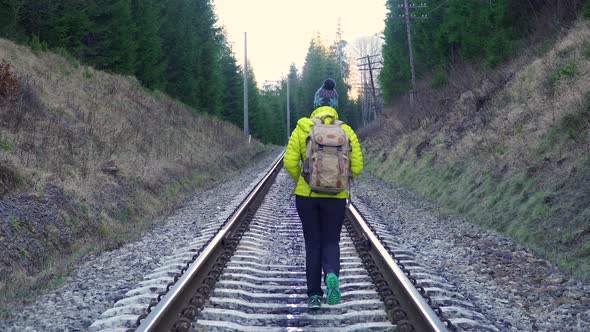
[366,19,590,165]
[0,38,270,312]
[362,18,590,280]
[0,39,260,194]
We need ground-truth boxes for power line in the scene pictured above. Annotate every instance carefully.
[426,0,449,15]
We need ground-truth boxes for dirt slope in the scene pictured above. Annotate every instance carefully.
[0,38,270,312]
[362,19,590,281]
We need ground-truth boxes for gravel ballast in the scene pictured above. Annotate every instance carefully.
[353,173,590,332]
[0,151,281,331]
[1,154,588,331]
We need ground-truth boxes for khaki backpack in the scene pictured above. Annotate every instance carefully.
[303,116,352,194]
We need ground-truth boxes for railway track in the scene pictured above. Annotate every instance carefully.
[91,153,496,331]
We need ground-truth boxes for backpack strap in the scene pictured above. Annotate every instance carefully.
[319,114,335,123]
[311,117,323,125]
[313,115,344,126]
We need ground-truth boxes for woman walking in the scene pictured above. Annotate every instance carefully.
[284,78,364,309]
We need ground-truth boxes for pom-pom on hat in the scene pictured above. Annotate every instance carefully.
[313,78,338,109]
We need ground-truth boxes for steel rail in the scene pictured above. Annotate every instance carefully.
[136,151,285,332]
[347,203,449,332]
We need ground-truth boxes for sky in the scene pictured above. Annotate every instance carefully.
[212,0,387,86]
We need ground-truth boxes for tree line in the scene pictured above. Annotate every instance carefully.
[0,0,362,146]
[380,0,587,103]
[256,29,361,146]
[0,0,235,116]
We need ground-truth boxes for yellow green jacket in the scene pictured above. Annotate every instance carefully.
[284,106,364,198]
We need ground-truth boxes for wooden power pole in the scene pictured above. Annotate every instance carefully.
[243,32,249,136]
[398,1,427,105]
[286,78,290,141]
[357,54,383,122]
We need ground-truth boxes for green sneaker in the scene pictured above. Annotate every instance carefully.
[326,273,341,305]
[308,295,322,310]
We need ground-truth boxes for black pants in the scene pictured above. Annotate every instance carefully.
[295,195,346,297]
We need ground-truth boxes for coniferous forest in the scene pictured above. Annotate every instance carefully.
[381,0,585,103]
[0,0,362,146]
[0,0,243,129]
[3,0,587,145]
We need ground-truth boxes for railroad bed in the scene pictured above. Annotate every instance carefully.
[90,155,499,332]
[193,173,394,331]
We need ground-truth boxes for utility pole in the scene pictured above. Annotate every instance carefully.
[366,55,378,118]
[398,1,427,105]
[243,32,249,137]
[358,71,367,127]
[286,78,290,141]
[357,54,383,122]
[403,0,417,104]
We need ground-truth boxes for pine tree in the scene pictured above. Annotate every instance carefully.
[296,33,355,128]
[20,0,59,42]
[287,64,299,133]
[329,31,352,126]
[219,28,243,127]
[132,0,164,89]
[0,0,24,39]
[380,0,521,102]
[381,0,411,102]
[85,0,137,74]
[331,19,350,81]
[301,36,329,114]
[194,0,223,115]
[47,0,90,56]
[160,0,199,107]
[245,62,263,138]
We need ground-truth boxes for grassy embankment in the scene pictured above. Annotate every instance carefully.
[0,38,271,315]
[362,20,590,280]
